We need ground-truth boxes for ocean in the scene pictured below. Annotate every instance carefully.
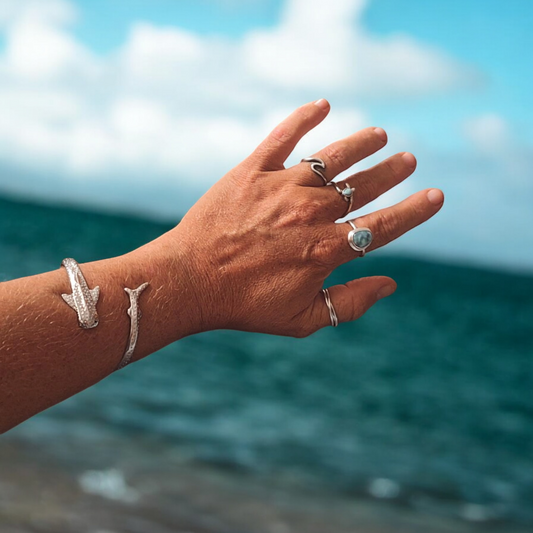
[1,195,532,533]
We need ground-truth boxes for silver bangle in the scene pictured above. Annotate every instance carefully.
[61,258,100,329]
[116,282,150,370]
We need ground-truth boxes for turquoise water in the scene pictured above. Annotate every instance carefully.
[1,195,533,530]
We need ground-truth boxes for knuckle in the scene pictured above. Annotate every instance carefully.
[348,296,367,321]
[352,176,372,206]
[410,198,428,218]
[285,196,323,225]
[383,158,399,181]
[341,282,367,321]
[305,197,326,217]
[297,107,314,125]
[323,144,346,169]
[270,124,293,145]
[310,236,338,269]
[367,211,396,241]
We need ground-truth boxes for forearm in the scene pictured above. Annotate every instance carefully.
[0,233,199,433]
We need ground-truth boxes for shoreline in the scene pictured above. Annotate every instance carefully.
[1,437,527,533]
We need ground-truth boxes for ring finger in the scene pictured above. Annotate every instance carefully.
[327,188,445,266]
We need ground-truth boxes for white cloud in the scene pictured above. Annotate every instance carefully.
[243,0,477,96]
[0,0,76,28]
[463,114,512,153]
[120,23,207,85]
[0,0,531,271]
[0,0,479,218]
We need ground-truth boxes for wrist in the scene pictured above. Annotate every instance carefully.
[129,230,208,344]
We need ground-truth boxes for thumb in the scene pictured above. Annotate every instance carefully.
[314,276,397,329]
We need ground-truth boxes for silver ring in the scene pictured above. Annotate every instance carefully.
[301,157,328,185]
[347,220,373,257]
[322,288,339,327]
[328,181,354,217]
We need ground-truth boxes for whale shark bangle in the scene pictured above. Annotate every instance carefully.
[61,258,100,329]
[116,282,150,370]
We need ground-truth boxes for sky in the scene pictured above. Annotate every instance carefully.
[0,0,531,273]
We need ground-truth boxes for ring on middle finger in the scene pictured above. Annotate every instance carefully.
[328,181,354,217]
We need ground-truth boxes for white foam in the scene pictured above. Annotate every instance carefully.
[78,468,140,503]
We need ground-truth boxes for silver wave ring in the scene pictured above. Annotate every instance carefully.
[347,220,373,257]
[301,157,328,185]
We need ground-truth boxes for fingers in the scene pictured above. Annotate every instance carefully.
[301,276,397,334]
[331,188,445,265]
[346,152,418,213]
[323,151,418,219]
[296,126,388,186]
[251,99,331,171]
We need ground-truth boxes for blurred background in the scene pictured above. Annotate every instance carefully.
[0,0,532,532]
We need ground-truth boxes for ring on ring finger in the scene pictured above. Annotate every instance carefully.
[347,220,373,257]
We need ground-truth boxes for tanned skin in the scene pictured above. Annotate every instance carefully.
[0,100,444,433]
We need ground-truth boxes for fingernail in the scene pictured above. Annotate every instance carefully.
[377,284,395,300]
[402,152,417,168]
[427,188,444,205]
[374,127,387,142]
[314,98,329,110]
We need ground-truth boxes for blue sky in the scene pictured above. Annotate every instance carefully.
[71,0,533,141]
[0,0,531,272]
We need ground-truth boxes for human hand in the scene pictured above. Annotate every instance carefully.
[159,99,444,338]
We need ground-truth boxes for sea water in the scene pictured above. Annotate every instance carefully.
[1,196,532,532]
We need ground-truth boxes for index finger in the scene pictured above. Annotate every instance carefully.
[250,99,331,171]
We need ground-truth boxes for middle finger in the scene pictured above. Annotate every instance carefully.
[323,151,418,219]
[295,127,388,186]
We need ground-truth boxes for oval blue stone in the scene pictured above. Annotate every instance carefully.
[352,229,372,249]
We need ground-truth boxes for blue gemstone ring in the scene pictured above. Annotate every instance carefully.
[347,220,373,257]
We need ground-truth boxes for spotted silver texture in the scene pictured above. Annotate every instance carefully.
[116,282,150,370]
[61,258,100,329]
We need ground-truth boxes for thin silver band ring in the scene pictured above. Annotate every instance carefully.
[322,288,339,327]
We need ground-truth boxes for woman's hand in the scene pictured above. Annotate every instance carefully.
[0,99,445,430]
[157,99,444,338]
